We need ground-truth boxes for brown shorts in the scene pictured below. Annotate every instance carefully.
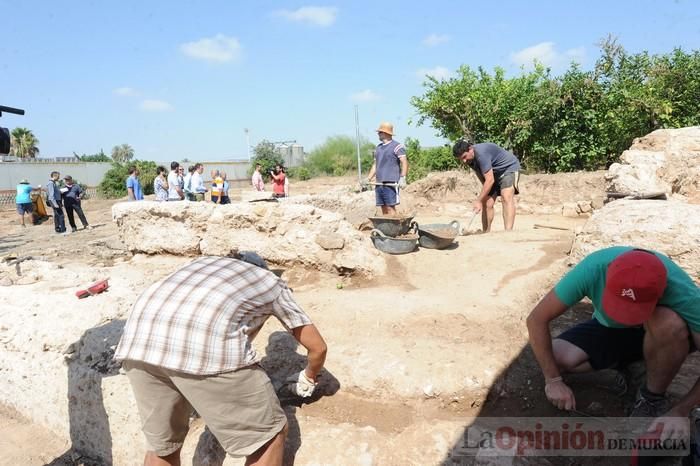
[123,361,287,457]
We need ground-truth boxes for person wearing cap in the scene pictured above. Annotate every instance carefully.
[62,175,91,232]
[114,251,328,466]
[366,122,409,215]
[452,140,521,232]
[527,246,700,439]
[46,171,66,234]
[15,179,33,227]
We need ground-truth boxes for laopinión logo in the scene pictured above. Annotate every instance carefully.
[450,417,689,458]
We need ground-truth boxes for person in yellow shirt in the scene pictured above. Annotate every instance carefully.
[210,169,224,204]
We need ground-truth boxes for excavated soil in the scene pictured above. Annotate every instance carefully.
[0,173,695,466]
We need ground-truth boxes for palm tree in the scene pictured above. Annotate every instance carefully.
[111,144,135,163]
[10,128,40,158]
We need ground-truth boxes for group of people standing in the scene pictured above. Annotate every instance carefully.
[251,163,288,198]
[125,162,231,204]
[44,171,91,233]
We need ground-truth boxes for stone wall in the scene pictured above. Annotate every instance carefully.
[570,199,700,278]
[606,126,700,200]
[111,201,386,277]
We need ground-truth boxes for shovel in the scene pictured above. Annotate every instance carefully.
[460,211,479,235]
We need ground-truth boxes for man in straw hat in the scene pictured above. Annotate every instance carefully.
[527,246,700,441]
[366,122,409,215]
[115,251,328,466]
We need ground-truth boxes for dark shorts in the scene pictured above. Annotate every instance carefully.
[17,203,33,215]
[489,171,520,197]
[211,195,231,204]
[556,318,696,370]
[375,185,399,206]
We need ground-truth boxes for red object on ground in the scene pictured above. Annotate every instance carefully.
[75,279,109,299]
[629,428,663,466]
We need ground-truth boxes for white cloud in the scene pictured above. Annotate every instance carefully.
[180,34,242,63]
[275,6,338,27]
[416,66,453,81]
[113,87,139,97]
[140,99,174,112]
[510,42,586,69]
[422,33,449,47]
[564,46,586,64]
[349,89,381,102]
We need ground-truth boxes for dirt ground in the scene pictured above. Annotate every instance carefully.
[0,175,694,465]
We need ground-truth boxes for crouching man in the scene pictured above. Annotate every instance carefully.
[114,251,328,466]
[526,246,700,440]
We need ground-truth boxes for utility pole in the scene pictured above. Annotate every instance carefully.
[244,128,251,161]
[354,105,362,184]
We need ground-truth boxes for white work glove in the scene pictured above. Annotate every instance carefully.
[398,176,407,188]
[286,370,317,398]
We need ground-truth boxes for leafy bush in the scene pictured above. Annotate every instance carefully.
[98,160,157,198]
[288,166,312,181]
[405,138,461,183]
[304,135,375,176]
[75,149,111,162]
[410,38,700,172]
[249,140,285,177]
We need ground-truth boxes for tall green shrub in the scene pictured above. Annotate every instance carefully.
[410,38,700,172]
[98,160,157,198]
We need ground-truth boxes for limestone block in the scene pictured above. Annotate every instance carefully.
[571,200,700,277]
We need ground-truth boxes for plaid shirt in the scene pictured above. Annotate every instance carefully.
[114,256,312,375]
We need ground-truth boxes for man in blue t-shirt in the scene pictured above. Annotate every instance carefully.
[527,246,700,440]
[366,122,409,215]
[452,140,521,232]
[15,179,33,227]
[126,166,144,201]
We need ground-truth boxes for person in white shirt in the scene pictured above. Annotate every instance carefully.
[252,163,265,191]
[190,163,207,201]
[183,166,195,201]
[167,161,184,201]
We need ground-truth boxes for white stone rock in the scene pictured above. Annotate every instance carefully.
[561,202,579,217]
[606,126,700,198]
[571,199,700,277]
[112,201,386,277]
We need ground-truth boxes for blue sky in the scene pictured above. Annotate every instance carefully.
[2,0,699,162]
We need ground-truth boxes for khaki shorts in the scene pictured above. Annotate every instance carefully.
[123,361,287,457]
[488,171,520,197]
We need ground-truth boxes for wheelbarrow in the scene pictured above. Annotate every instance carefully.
[367,214,416,237]
[416,220,460,250]
[370,228,418,255]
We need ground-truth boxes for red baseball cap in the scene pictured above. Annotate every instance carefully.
[602,250,667,326]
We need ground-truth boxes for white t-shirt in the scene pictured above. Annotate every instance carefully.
[167,171,181,200]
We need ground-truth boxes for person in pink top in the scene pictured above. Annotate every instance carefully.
[251,163,265,191]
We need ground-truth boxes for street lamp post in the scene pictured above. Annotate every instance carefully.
[244,128,251,161]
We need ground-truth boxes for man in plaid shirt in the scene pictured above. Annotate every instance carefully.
[115,251,327,466]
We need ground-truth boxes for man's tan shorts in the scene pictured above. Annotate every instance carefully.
[123,361,287,457]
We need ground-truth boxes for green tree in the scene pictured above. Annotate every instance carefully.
[75,149,111,162]
[10,128,40,158]
[98,160,157,198]
[249,140,284,176]
[304,135,375,176]
[111,144,135,163]
[410,38,700,173]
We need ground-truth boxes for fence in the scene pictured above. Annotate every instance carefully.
[0,160,253,191]
[0,162,112,190]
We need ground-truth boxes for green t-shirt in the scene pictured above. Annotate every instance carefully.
[554,246,700,331]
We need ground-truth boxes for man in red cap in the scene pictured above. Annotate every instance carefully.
[526,246,700,439]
